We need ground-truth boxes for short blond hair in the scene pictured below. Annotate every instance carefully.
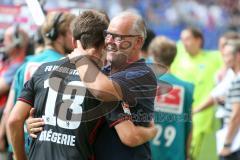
[148,36,177,66]
[41,12,75,44]
[225,39,240,55]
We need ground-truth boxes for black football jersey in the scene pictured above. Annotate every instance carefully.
[19,57,103,160]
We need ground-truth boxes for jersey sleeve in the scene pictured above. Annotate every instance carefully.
[17,76,35,106]
[105,102,132,128]
[109,68,157,107]
[17,61,47,107]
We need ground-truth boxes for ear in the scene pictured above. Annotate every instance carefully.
[196,38,202,48]
[72,37,77,48]
[135,37,144,50]
[237,52,240,59]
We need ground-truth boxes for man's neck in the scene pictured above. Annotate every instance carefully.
[189,49,201,57]
[45,43,64,55]
[140,51,148,59]
[128,52,140,64]
[110,54,140,74]
[152,62,170,76]
[233,65,240,75]
[85,48,103,68]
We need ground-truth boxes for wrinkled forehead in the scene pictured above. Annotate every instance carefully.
[108,16,134,35]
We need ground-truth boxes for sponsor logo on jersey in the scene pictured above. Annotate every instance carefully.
[121,102,131,115]
[44,65,79,75]
[154,85,184,114]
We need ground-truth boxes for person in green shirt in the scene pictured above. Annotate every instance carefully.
[171,27,223,160]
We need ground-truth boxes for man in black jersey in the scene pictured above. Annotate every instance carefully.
[7,10,110,160]
[8,10,157,160]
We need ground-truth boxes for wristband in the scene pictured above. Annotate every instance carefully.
[223,143,232,148]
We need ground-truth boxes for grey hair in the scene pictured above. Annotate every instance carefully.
[115,11,147,40]
[132,14,147,40]
[225,39,240,55]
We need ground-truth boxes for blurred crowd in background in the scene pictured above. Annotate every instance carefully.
[0,0,240,49]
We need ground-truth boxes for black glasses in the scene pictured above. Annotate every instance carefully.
[103,30,141,42]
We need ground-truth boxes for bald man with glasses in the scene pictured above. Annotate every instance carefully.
[71,11,157,160]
